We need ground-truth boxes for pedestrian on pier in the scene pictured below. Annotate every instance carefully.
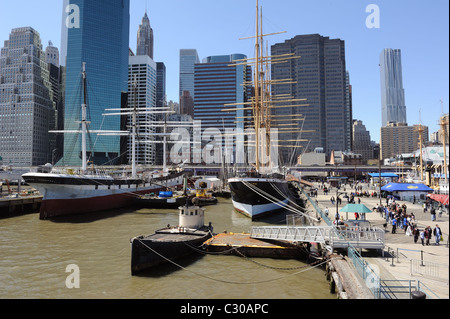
[425,226,432,245]
[391,217,397,234]
[420,229,425,245]
[413,228,420,244]
[430,207,436,221]
[433,224,442,245]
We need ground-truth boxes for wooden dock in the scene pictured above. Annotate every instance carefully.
[0,195,42,215]
[204,232,307,259]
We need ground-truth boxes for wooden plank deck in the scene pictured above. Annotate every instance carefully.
[204,232,307,259]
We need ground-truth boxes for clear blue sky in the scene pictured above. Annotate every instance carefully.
[0,0,448,143]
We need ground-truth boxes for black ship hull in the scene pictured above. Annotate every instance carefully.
[134,195,191,209]
[228,176,291,219]
[130,227,212,275]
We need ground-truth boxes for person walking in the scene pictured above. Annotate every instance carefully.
[413,228,420,243]
[431,207,436,221]
[433,224,442,246]
[425,226,432,245]
[391,217,397,234]
[420,229,425,246]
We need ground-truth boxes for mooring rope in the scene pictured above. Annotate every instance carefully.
[136,238,333,285]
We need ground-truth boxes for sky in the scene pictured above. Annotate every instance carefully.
[0,0,448,143]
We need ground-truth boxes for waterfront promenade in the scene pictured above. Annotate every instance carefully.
[311,181,449,299]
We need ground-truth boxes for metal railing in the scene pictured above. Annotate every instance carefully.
[299,187,332,226]
[380,280,441,299]
[299,185,383,298]
[410,259,449,285]
[347,246,381,298]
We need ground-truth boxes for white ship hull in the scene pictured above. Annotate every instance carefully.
[22,171,184,219]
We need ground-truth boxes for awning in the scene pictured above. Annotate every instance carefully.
[340,204,372,213]
[369,173,398,178]
[381,182,433,192]
[427,194,449,205]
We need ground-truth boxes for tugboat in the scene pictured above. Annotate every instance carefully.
[133,190,194,209]
[130,202,213,275]
[192,188,218,206]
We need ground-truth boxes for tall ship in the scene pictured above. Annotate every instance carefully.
[228,1,309,219]
[22,63,184,219]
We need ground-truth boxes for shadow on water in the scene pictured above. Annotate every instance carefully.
[133,253,205,278]
[0,209,39,220]
[47,207,137,224]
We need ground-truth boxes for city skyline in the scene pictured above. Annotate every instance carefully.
[0,0,448,144]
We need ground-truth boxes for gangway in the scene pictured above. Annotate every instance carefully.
[250,225,385,251]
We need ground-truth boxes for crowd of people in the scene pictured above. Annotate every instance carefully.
[314,180,446,247]
[375,199,444,246]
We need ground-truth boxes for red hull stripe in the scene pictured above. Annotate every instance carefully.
[39,186,179,219]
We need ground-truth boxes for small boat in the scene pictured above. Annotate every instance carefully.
[191,188,218,206]
[130,204,213,275]
[133,190,193,209]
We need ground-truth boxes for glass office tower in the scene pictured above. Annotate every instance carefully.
[271,34,352,162]
[61,0,130,166]
[193,54,252,164]
[179,49,199,101]
[380,48,407,126]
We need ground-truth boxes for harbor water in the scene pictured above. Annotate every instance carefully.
[0,198,333,299]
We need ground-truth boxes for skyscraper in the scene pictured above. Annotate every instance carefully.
[0,27,56,166]
[271,34,352,162]
[128,55,157,165]
[45,41,59,67]
[179,49,199,101]
[156,62,166,109]
[193,54,252,164]
[136,11,154,59]
[380,48,407,126]
[60,0,130,166]
[352,120,372,164]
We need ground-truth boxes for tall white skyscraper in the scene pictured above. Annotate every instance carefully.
[128,55,157,164]
[380,48,407,126]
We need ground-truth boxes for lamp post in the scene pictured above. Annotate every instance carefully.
[335,186,347,222]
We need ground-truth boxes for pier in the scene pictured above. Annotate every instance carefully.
[0,194,42,215]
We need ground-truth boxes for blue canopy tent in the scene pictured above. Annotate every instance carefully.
[381,183,433,192]
[381,182,433,201]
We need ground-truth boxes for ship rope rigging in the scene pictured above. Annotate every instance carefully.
[136,238,334,285]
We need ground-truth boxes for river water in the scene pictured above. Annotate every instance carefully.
[0,198,333,299]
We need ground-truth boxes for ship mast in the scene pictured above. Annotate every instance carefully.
[254,0,261,171]
[440,100,448,185]
[81,62,88,173]
[131,75,137,178]
[222,0,310,171]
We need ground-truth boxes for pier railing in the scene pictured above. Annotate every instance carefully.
[298,186,332,226]
[298,185,383,298]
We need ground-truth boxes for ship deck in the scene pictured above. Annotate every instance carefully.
[140,228,210,242]
[204,232,306,259]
